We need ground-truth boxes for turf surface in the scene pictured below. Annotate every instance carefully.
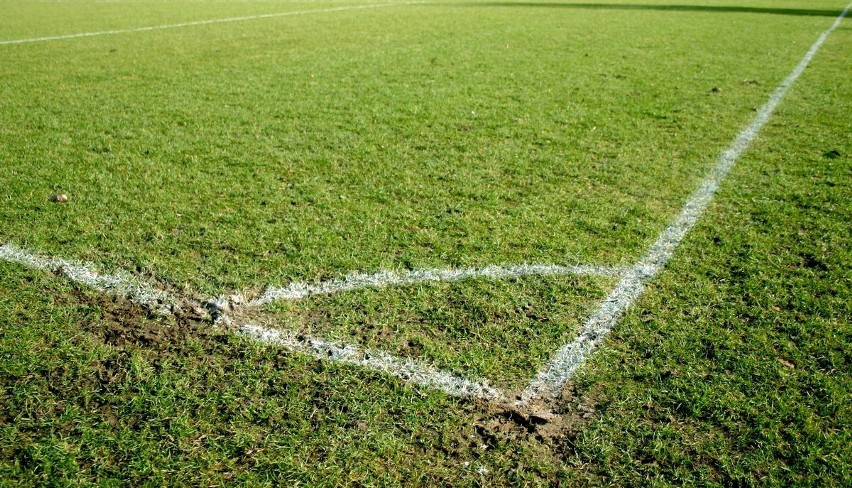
[1,0,850,485]
[1,0,834,292]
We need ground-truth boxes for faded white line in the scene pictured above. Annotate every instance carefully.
[252,263,624,306]
[239,323,505,400]
[0,2,423,46]
[0,242,178,315]
[520,1,852,402]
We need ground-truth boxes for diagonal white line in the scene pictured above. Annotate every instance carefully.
[251,263,624,306]
[239,323,506,400]
[0,242,179,315]
[520,1,852,402]
[0,2,424,46]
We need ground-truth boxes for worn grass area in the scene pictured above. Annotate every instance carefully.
[1,0,850,485]
[0,262,564,485]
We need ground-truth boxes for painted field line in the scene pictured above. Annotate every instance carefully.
[0,241,502,400]
[239,323,505,400]
[0,2,424,46]
[520,1,852,402]
[251,262,625,306]
[0,242,178,315]
[0,239,609,401]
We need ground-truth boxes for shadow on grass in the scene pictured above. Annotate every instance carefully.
[447,2,843,18]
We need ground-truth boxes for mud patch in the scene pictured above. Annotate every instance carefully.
[63,283,229,354]
[473,382,601,448]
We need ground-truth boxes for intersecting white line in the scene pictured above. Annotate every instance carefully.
[0,2,424,46]
[519,1,852,402]
[251,262,624,306]
[0,241,564,401]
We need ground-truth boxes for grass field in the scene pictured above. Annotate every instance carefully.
[1,0,850,485]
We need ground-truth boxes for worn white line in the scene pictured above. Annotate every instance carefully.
[251,262,624,306]
[0,238,579,400]
[0,240,504,400]
[520,2,852,403]
[0,242,179,315]
[0,2,423,46]
[238,323,505,400]
[0,238,614,400]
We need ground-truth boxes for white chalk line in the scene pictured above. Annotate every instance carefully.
[0,242,504,399]
[0,242,179,315]
[250,262,624,306]
[0,2,424,46]
[239,323,505,400]
[519,1,852,402]
[0,240,601,401]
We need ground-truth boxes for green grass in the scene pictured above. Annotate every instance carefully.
[264,274,614,390]
[560,16,852,484]
[0,1,365,40]
[1,0,833,293]
[1,0,850,485]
